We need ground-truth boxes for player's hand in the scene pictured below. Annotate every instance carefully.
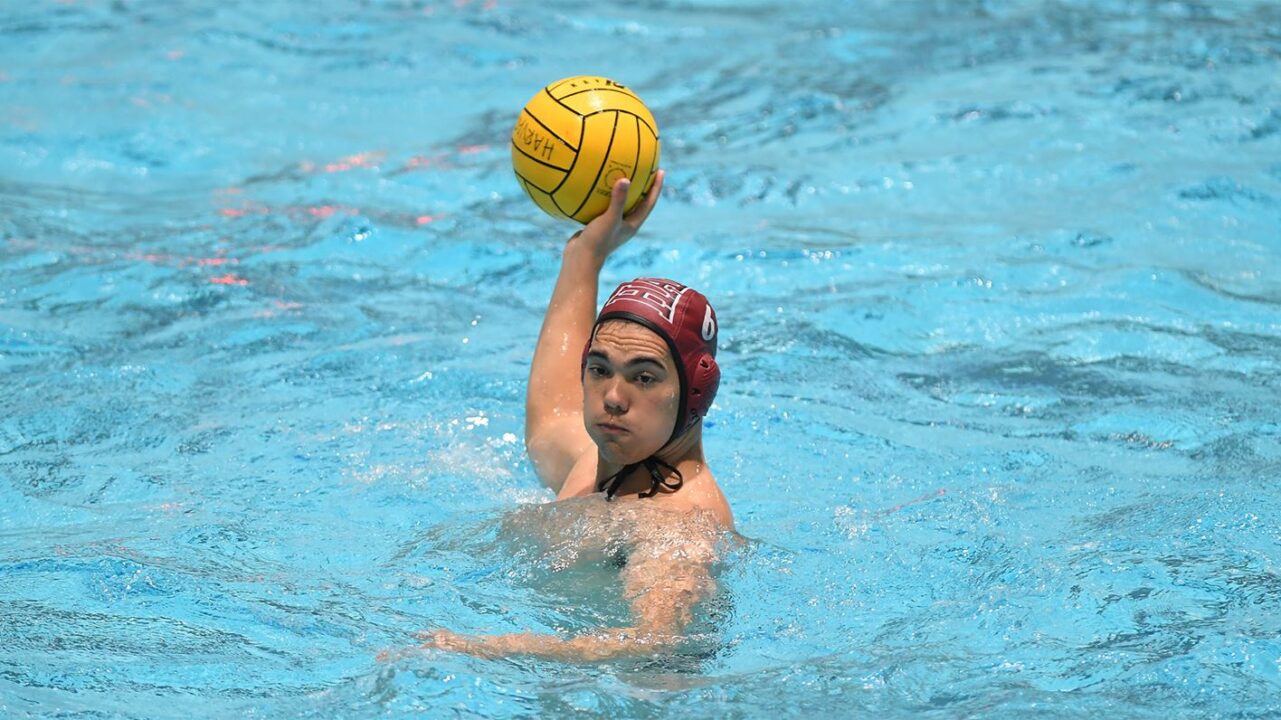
[570,169,664,263]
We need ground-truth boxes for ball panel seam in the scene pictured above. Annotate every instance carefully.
[568,113,620,221]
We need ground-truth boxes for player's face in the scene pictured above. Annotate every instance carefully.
[582,320,680,466]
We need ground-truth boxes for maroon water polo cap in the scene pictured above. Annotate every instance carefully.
[588,277,720,444]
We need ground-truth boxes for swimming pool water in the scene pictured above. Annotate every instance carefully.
[2,0,1280,717]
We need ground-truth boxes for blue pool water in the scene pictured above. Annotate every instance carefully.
[3,0,1280,716]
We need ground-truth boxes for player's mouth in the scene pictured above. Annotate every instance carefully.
[595,422,629,435]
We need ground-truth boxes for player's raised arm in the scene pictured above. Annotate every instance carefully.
[524,171,665,492]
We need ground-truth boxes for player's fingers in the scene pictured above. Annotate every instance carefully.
[601,177,631,224]
[623,169,664,227]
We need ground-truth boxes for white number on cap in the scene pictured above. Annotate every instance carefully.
[702,305,716,341]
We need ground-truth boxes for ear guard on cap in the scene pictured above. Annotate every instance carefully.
[681,351,720,433]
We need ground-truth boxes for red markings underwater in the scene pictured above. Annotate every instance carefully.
[318,151,385,174]
[254,301,305,319]
[401,154,450,171]
[214,200,445,229]
[297,146,488,175]
[197,142,481,286]
[218,207,264,218]
[125,252,238,268]
[214,181,441,229]
[884,488,947,515]
[418,0,499,12]
[307,145,492,176]
[307,205,358,219]
[122,236,251,287]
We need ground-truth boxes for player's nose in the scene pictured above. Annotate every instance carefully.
[602,378,627,413]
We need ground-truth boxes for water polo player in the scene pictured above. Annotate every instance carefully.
[417,171,735,661]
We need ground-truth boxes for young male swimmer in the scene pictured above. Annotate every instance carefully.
[417,170,735,661]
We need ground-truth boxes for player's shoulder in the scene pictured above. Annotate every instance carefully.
[668,472,734,530]
[697,486,735,531]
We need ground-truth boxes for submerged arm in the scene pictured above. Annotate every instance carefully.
[421,535,713,662]
[524,172,665,492]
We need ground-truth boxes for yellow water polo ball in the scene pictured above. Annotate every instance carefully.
[511,76,660,224]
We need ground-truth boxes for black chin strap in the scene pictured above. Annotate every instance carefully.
[597,456,684,501]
